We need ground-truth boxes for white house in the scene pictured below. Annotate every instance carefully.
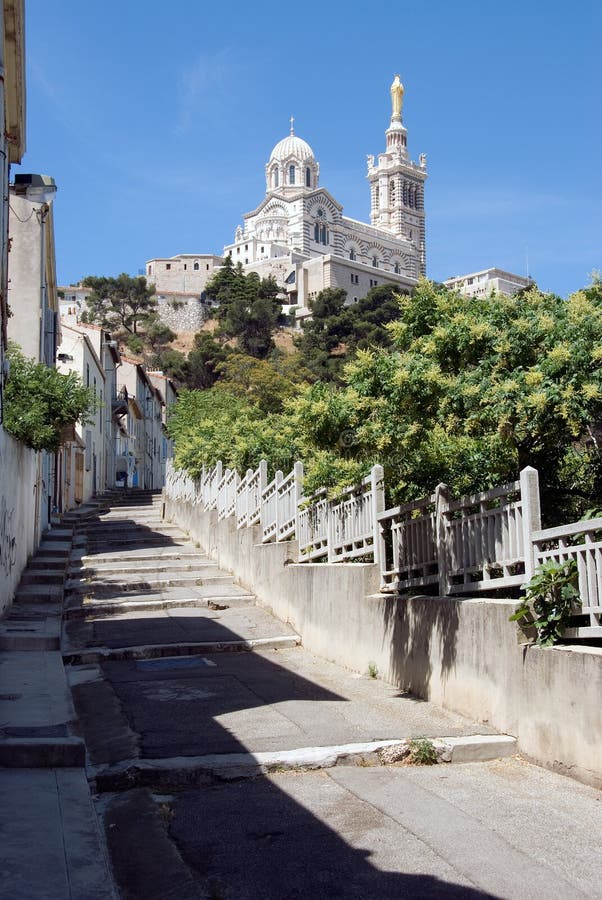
[444,268,534,298]
[57,323,106,505]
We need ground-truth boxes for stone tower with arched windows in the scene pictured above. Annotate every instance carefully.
[367,74,428,275]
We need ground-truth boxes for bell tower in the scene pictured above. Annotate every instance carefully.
[367,75,428,274]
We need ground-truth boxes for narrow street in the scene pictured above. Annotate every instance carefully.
[54,490,602,900]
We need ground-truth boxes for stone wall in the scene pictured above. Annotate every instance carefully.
[157,296,209,332]
[165,494,602,789]
[0,429,38,610]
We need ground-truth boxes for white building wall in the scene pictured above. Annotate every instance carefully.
[0,429,38,611]
[57,327,106,502]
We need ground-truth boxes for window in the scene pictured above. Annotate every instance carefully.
[86,364,89,388]
[206,264,210,270]
[184,264,187,270]
[349,249,355,261]
[166,263,171,270]
[237,247,240,254]
[289,164,295,184]
[350,274,359,285]
[394,262,400,274]
[390,179,396,205]
[147,266,152,275]
[372,257,378,267]
[194,262,199,270]
[272,167,279,188]
[317,208,323,217]
[314,224,319,242]
[245,244,248,250]
[245,258,248,264]
[305,167,311,187]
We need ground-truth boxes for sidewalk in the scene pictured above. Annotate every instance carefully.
[0,501,116,900]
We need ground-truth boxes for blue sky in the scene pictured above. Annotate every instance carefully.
[23,0,601,297]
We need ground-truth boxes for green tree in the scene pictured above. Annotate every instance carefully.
[332,278,602,515]
[4,344,95,452]
[206,261,282,358]
[294,288,351,381]
[215,353,297,414]
[81,273,157,334]
[144,313,176,351]
[184,331,230,390]
[150,348,187,385]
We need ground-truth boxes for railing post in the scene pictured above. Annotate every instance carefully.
[274,470,283,540]
[435,483,451,597]
[259,459,268,493]
[327,494,336,563]
[244,468,253,527]
[520,466,541,581]
[293,461,304,541]
[371,464,385,566]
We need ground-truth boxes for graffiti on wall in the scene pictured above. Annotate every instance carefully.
[0,495,16,577]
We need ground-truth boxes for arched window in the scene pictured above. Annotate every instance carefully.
[305,167,311,187]
[273,167,279,188]
[372,256,378,268]
[394,262,400,274]
[314,224,320,242]
[289,164,296,185]
[193,262,199,271]
[349,249,355,261]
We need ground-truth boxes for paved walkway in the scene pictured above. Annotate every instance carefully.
[1,489,601,898]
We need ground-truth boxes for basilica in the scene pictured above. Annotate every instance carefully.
[146,76,427,322]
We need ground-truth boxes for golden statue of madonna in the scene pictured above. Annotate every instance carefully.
[390,74,404,119]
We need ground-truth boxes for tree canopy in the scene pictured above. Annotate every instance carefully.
[294,283,406,381]
[4,343,95,452]
[167,276,602,522]
[205,257,283,358]
[81,273,157,334]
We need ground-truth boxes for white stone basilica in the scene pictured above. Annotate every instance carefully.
[146,76,427,323]
[224,75,427,315]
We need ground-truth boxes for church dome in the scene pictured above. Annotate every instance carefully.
[269,132,315,163]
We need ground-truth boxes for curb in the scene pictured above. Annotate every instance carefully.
[92,734,518,791]
[0,736,86,768]
[63,634,301,664]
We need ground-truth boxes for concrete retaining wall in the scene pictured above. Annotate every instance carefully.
[166,496,602,789]
[0,430,38,610]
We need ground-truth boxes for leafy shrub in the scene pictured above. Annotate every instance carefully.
[510,558,579,646]
[4,344,95,452]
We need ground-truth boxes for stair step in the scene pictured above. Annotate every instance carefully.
[19,570,65,585]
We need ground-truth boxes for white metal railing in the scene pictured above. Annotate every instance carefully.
[532,516,602,638]
[217,467,239,521]
[236,461,268,529]
[297,488,329,561]
[165,463,199,504]
[297,466,384,563]
[444,480,526,594]
[379,492,438,591]
[261,462,303,543]
[377,467,541,595]
[164,458,602,640]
